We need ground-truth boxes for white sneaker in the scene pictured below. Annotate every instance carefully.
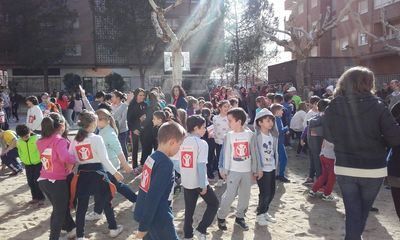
[76,238,88,240]
[109,225,123,238]
[194,229,207,240]
[256,214,268,226]
[216,179,224,187]
[66,228,76,239]
[85,211,102,221]
[264,213,276,223]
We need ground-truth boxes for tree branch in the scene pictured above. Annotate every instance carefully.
[164,0,184,13]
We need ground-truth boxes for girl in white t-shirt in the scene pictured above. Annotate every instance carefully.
[212,100,231,186]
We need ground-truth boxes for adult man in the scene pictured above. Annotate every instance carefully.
[287,87,302,110]
[388,79,400,110]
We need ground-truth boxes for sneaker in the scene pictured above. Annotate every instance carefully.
[256,214,268,226]
[216,179,224,187]
[194,229,207,240]
[235,217,249,231]
[28,199,39,204]
[85,211,102,221]
[370,207,379,212]
[66,228,76,239]
[264,213,276,223]
[37,200,45,207]
[322,194,337,202]
[9,169,22,177]
[308,190,316,197]
[303,177,314,185]
[217,218,227,231]
[76,238,88,240]
[277,176,290,183]
[109,225,123,238]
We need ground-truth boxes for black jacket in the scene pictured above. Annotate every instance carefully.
[127,101,147,132]
[323,94,400,170]
[388,102,400,177]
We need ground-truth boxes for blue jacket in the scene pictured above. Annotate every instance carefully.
[174,96,187,110]
[276,117,288,145]
[134,151,174,232]
[98,125,123,170]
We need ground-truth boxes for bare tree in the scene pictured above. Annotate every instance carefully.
[262,0,355,96]
[352,7,400,53]
[148,0,221,88]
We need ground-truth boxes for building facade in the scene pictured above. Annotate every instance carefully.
[0,0,224,96]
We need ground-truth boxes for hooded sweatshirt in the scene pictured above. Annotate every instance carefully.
[254,108,279,172]
[323,94,400,178]
[37,134,76,180]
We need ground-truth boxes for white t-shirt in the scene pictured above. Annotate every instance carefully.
[26,105,43,131]
[303,110,319,128]
[213,114,230,145]
[228,131,252,172]
[261,133,275,172]
[178,135,209,189]
[290,110,306,132]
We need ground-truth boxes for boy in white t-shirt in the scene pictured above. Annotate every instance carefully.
[174,115,219,240]
[254,108,279,226]
[217,108,262,231]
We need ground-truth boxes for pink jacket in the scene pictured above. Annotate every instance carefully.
[37,133,76,180]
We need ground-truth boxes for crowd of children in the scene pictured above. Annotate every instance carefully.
[1,66,400,239]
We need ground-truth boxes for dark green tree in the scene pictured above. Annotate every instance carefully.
[0,0,77,92]
[105,72,125,91]
[63,73,82,93]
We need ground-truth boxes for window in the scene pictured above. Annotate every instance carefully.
[311,46,318,56]
[374,0,400,9]
[358,33,368,45]
[339,37,349,51]
[65,45,81,56]
[387,24,400,39]
[298,3,304,14]
[358,0,368,14]
[311,0,318,8]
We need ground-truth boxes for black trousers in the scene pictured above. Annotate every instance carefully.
[183,186,219,238]
[140,129,154,166]
[256,170,276,215]
[215,144,223,179]
[130,131,140,168]
[25,163,45,201]
[39,179,76,240]
[391,186,400,221]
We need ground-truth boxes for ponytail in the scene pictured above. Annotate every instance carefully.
[75,129,89,142]
[75,110,97,142]
[41,112,66,138]
[95,108,118,134]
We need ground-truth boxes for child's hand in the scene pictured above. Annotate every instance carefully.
[139,114,146,122]
[78,85,86,98]
[256,171,263,180]
[220,172,227,180]
[133,130,140,136]
[122,163,133,173]
[200,188,207,195]
[300,140,305,146]
[136,231,147,238]
[114,172,124,182]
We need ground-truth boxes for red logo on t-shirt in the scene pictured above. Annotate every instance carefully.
[75,144,94,161]
[181,151,194,168]
[40,148,53,172]
[139,157,155,193]
[233,141,250,158]
[28,115,36,124]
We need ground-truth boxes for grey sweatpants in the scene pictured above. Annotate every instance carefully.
[217,171,252,219]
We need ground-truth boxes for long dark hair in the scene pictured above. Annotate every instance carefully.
[133,88,146,103]
[75,110,97,142]
[41,112,66,138]
[171,85,186,98]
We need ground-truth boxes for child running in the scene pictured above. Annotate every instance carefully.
[175,115,219,240]
[254,108,278,225]
[0,128,23,176]
[16,124,45,205]
[69,110,124,239]
[134,122,186,239]
[217,108,262,231]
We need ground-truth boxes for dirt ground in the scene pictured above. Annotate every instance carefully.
[0,147,399,240]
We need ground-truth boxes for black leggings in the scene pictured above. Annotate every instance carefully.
[392,186,400,220]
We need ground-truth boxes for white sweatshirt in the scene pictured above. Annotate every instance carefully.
[26,105,43,131]
[69,133,117,175]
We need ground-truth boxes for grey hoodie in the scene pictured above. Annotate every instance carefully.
[254,108,279,172]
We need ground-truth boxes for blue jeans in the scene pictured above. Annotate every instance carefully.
[143,212,178,240]
[278,144,287,177]
[337,175,383,240]
[118,131,129,160]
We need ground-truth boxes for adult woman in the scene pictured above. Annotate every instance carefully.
[37,113,76,240]
[25,96,44,134]
[56,92,69,120]
[140,91,162,164]
[127,88,147,168]
[323,67,400,239]
[111,90,129,160]
[171,85,187,110]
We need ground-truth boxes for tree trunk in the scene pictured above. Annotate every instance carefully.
[139,67,146,89]
[171,43,183,87]
[234,56,239,84]
[43,67,49,93]
[295,58,306,98]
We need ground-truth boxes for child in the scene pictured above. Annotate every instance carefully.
[85,109,137,221]
[303,99,328,185]
[187,98,199,116]
[255,96,267,114]
[270,104,290,183]
[0,129,23,176]
[26,96,44,134]
[213,100,231,186]
[254,108,279,226]
[16,124,45,204]
[201,108,217,179]
[229,98,239,108]
[69,111,124,239]
[303,96,321,129]
[175,115,219,239]
[0,97,9,130]
[290,102,307,154]
[134,122,186,239]
[37,113,76,240]
[152,110,167,151]
[217,108,262,231]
